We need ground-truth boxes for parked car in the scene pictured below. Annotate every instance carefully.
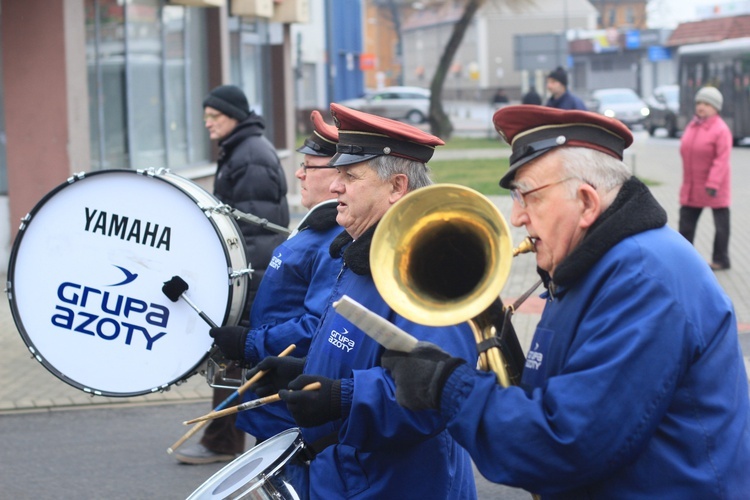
[339,86,430,124]
[590,88,650,128]
[644,84,680,138]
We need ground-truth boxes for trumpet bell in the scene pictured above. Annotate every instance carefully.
[371,183,513,327]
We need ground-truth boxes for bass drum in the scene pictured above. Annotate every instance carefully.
[7,169,248,397]
[188,428,310,500]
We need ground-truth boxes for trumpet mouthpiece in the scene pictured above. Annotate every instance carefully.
[513,237,536,257]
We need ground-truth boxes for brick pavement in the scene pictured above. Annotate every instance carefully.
[1,130,748,413]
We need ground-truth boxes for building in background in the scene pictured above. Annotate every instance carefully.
[0,0,307,272]
[590,0,648,29]
[667,13,750,141]
[291,0,364,133]
[400,0,598,101]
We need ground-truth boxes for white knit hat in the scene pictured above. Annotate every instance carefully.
[695,86,723,112]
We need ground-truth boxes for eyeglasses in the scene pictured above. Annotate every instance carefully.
[299,162,332,173]
[509,177,576,208]
[203,112,224,122]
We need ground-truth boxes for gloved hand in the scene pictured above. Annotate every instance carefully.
[209,326,248,361]
[250,356,306,397]
[706,187,717,197]
[381,341,466,411]
[279,374,342,427]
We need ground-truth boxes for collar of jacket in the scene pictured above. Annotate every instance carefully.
[219,112,265,151]
[539,176,667,294]
[329,223,377,276]
[689,113,720,129]
[298,200,340,232]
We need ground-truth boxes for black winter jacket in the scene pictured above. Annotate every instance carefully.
[213,113,290,312]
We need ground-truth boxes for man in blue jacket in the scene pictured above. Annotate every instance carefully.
[545,67,587,110]
[209,110,343,442]
[383,105,750,498]
[251,104,479,498]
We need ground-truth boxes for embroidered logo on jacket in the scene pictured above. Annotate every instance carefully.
[520,328,553,389]
[525,342,544,371]
[328,327,355,352]
[269,252,282,270]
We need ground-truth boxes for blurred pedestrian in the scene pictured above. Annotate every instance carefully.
[545,66,586,110]
[174,84,289,464]
[522,86,542,105]
[491,88,510,106]
[678,86,733,270]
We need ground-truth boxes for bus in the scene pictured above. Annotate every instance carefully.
[677,37,750,144]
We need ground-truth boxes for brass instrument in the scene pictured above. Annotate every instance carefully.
[371,183,536,388]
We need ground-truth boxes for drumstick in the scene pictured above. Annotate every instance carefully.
[162,275,218,328]
[166,343,296,454]
[183,382,322,425]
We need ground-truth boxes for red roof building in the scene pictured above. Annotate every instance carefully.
[666,14,750,46]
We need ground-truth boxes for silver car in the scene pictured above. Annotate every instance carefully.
[339,86,430,124]
[591,88,650,128]
[644,84,680,137]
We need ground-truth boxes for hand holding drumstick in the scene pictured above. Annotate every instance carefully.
[183,382,322,425]
[166,343,296,454]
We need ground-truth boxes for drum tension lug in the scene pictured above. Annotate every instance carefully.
[230,268,253,280]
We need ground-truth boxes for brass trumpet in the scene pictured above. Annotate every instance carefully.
[371,183,536,388]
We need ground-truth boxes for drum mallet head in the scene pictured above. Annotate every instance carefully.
[162,275,218,329]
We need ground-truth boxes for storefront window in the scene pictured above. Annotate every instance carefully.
[228,16,274,142]
[86,0,209,171]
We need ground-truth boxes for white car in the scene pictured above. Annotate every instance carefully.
[590,88,650,128]
[339,86,430,124]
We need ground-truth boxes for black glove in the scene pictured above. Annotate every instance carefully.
[706,187,717,197]
[279,374,342,427]
[209,326,248,361]
[250,356,306,397]
[381,341,466,411]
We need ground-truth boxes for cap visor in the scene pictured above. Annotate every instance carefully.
[329,152,379,167]
[498,148,554,188]
[296,144,333,156]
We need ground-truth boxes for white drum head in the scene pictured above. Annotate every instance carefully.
[188,428,304,500]
[7,169,247,396]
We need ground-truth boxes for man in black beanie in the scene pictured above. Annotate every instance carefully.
[545,66,587,110]
[173,84,290,465]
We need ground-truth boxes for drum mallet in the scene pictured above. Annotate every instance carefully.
[166,343,296,454]
[162,275,218,328]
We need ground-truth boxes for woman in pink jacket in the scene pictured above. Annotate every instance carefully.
[679,86,733,270]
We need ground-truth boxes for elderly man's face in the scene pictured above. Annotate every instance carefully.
[204,106,238,141]
[509,152,595,276]
[330,161,404,240]
[296,155,338,210]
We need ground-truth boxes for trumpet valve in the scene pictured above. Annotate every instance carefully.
[513,237,536,256]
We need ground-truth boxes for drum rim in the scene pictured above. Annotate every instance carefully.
[6,169,246,397]
[187,428,306,500]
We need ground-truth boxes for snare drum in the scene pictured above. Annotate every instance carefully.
[7,169,248,397]
[188,428,310,500]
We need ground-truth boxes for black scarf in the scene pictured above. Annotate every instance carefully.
[329,224,377,276]
[541,176,667,291]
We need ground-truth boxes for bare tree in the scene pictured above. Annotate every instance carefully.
[428,0,486,138]
[423,0,527,138]
[372,0,527,138]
